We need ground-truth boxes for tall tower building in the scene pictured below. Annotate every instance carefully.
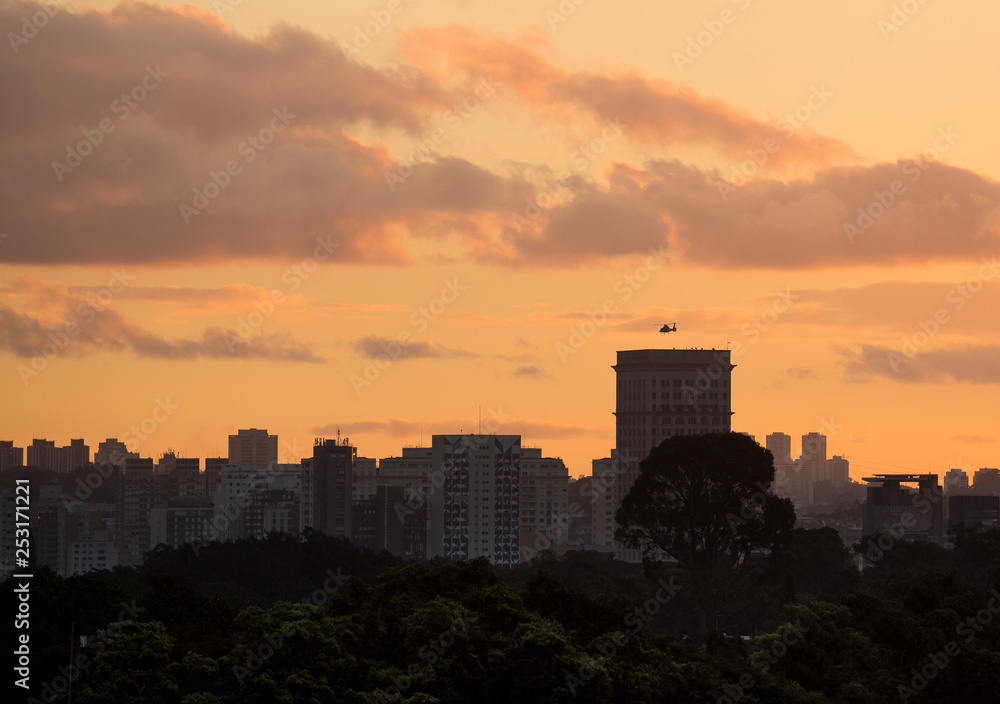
[303,439,354,539]
[228,428,278,474]
[430,434,521,567]
[612,348,734,505]
[800,432,827,487]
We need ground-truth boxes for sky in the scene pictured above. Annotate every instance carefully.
[2,0,999,481]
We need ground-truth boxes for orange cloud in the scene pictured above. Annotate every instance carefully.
[399,25,856,169]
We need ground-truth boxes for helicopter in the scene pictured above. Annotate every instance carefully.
[659,323,677,334]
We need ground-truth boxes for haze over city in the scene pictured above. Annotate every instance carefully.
[3,0,1000,483]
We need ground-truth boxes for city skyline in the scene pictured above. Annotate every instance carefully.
[3,1,1000,485]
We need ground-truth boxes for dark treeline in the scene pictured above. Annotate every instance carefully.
[5,528,1000,703]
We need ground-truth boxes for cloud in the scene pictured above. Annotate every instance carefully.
[788,367,817,380]
[351,335,478,360]
[952,434,995,444]
[513,364,553,379]
[0,1,528,266]
[400,26,855,169]
[311,417,599,441]
[840,343,1000,384]
[0,277,322,362]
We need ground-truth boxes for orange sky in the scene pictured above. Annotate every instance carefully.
[2,0,999,481]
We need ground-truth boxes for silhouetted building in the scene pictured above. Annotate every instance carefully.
[430,434,520,567]
[613,348,734,561]
[519,447,569,561]
[228,428,278,474]
[944,468,970,494]
[303,439,354,538]
[117,457,158,566]
[973,468,1000,495]
[948,495,999,531]
[95,438,137,469]
[863,474,943,544]
[27,439,56,471]
[0,440,23,472]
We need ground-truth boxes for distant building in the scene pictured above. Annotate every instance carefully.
[95,438,137,469]
[26,439,89,473]
[352,456,378,501]
[64,503,118,575]
[430,434,521,567]
[800,432,827,483]
[303,439,354,539]
[973,468,1000,495]
[588,455,619,549]
[613,348,734,561]
[26,439,56,471]
[943,468,970,494]
[0,441,24,472]
[862,474,943,544]
[519,447,569,561]
[948,495,999,531]
[117,457,158,566]
[825,455,850,485]
[228,428,278,474]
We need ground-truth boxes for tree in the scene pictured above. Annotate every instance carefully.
[615,433,796,635]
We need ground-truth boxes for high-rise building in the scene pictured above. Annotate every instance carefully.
[948,495,999,531]
[766,433,792,465]
[58,439,90,472]
[117,457,158,566]
[95,438,137,469]
[26,439,90,473]
[352,456,378,501]
[800,432,827,482]
[944,468,970,494]
[430,434,521,567]
[825,455,850,485]
[0,441,23,472]
[519,447,569,561]
[588,456,618,549]
[612,348,734,560]
[228,428,278,474]
[302,439,354,538]
[973,468,1000,495]
[27,439,56,471]
[862,474,943,544]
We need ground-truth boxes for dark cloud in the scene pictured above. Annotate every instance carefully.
[840,343,1000,384]
[0,278,322,362]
